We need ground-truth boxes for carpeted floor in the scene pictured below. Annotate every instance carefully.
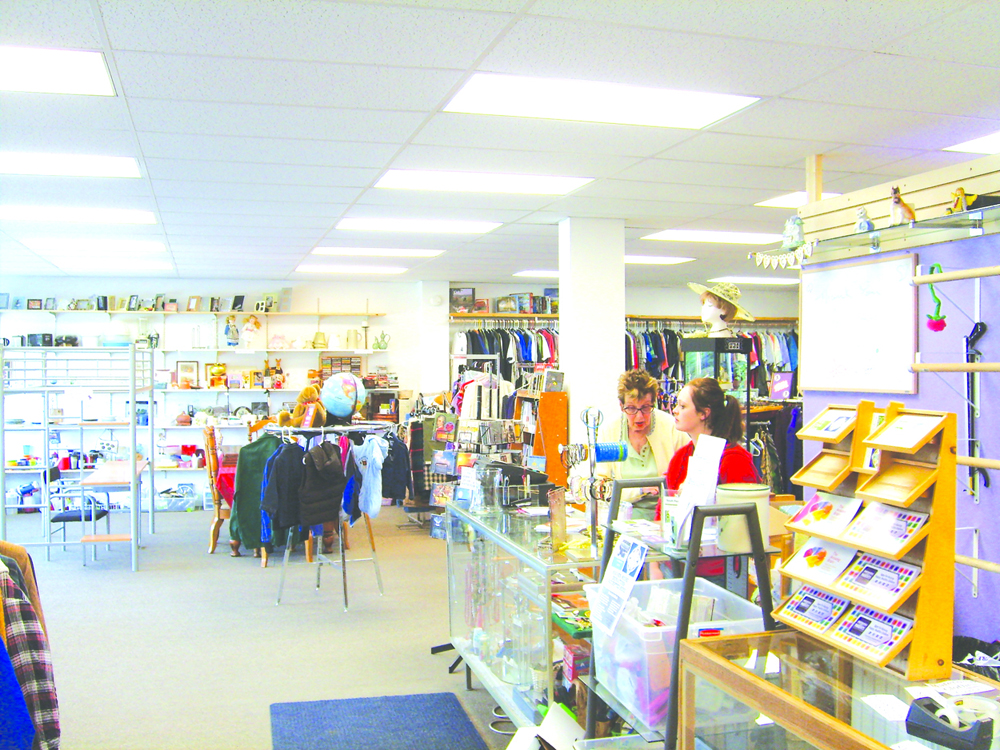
[4,506,509,749]
[270,692,489,750]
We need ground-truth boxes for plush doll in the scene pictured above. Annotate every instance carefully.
[276,384,327,428]
[241,314,262,347]
[224,315,239,347]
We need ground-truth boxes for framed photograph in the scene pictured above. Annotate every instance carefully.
[154,294,165,311]
[449,287,474,313]
[0,293,8,309]
[164,301,179,313]
[496,296,517,313]
[176,360,199,388]
[231,295,245,312]
[543,287,559,299]
[44,297,57,310]
[473,298,490,313]
[127,294,140,311]
[210,297,220,312]
[118,297,128,310]
[186,296,202,312]
[95,295,107,311]
[251,370,264,388]
[12,298,25,310]
[27,298,42,310]
[532,296,549,314]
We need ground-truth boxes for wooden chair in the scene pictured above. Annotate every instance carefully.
[204,426,230,554]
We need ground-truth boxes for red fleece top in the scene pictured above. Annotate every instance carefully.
[656,441,759,520]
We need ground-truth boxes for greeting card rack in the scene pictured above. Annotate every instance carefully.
[777,400,956,681]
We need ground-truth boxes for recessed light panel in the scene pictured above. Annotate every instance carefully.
[445,73,758,129]
[709,276,799,285]
[512,270,560,278]
[296,263,408,275]
[642,229,782,245]
[755,191,841,208]
[375,169,592,195]
[944,131,1000,154]
[0,46,115,96]
[624,255,696,265]
[312,247,443,258]
[336,218,500,234]
[0,152,141,178]
[0,206,156,224]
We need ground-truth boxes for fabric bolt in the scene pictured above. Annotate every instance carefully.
[299,442,348,527]
[229,433,282,550]
[0,543,46,637]
[3,572,59,750]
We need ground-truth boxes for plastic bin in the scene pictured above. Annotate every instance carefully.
[586,578,762,729]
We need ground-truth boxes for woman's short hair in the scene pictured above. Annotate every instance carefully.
[687,377,744,444]
[617,369,659,404]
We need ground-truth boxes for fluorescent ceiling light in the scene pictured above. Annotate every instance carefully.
[24,239,166,254]
[944,131,1000,154]
[755,191,841,208]
[0,46,115,96]
[642,229,782,245]
[312,246,443,258]
[375,169,592,195]
[296,263,408,275]
[445,73,758,129]
[0,152,141,178]
[512,270,560,278]
[336,217,500,234]
[624,255,695,265]
[709,276,799,285]
[0,206,156,224]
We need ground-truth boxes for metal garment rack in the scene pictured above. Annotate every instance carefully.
[265,421,389,610]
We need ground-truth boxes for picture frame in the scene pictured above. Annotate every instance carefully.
[118,297,128,310]
[127,294,140,311]
[0,293,8,309]
[164,301,179,313]
[231,295,245,312]
[449,287,475,314]
[496,296,517,313]
[176,360,199,387]
[95,295,107,311]
[187,296,202,312]
[12,298,24,310]
[154,294,165,311]
[251,370,264,388]
[44,297,57,311]
[210,297,220,312]
[27,298,42,310]
[473,298,490,313]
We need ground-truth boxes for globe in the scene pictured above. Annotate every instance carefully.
[321,372,367,419]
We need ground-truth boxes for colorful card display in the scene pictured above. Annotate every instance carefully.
[781,537,856,586]
[842,502,928,556]
[830,605,914,660]
[834,553,921,605]
[777,586,850,635]
[799,408,856,442]
[788,492,862,537]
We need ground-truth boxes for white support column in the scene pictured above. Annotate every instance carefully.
[418,280,452,395]
[558,218,626,443]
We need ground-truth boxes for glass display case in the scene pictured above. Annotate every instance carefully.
[680,337,751,412]
[678,629,1000,750]
[445,502,597,727]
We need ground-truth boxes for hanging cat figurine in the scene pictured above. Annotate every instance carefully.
[890,186,916,225]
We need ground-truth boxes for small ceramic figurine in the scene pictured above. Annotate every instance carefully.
[946,187,1000,214]
[781,215,804,249]
[224,315,239,347]
[241,315,262,347]
[890,186,916,225]
[855,206,875,233]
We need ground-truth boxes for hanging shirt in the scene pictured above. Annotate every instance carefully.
[353,435,389,517]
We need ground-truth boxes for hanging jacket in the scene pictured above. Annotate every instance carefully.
[299,442,349,526]
[230,433,282,550]
[260,443,306,531]
[381,433,414,501]
[354,435,389,517]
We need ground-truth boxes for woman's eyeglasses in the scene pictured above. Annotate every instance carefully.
[622,405,653,416]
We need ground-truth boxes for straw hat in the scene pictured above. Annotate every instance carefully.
[687,281,755,322]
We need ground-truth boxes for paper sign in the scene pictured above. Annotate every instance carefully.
[592,535,647,637]
[673,434,726,543]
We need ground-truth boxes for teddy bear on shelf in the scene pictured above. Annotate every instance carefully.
[241,314,262,348]
[276,384,327,428]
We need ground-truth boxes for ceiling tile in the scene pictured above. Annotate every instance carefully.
[0,0,102,47]
[144,158,378,188]
[881,2,1000,65]
[153,197,348,218]
[654,132,843,168]
[149,179,362,203]
[390,143,637,179]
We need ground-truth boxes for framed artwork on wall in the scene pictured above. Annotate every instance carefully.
[176,360,199,387]
[187,296,201,312]
[449,287,474,313]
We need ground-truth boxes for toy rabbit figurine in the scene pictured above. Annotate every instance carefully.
[890,186,916,225]
[224,315,239,347]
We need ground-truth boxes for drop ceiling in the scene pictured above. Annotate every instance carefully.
[1,0,998,285]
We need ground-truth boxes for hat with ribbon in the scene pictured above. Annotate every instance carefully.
[687,281,755,322]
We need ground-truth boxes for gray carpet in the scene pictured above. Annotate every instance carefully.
[4,507,508,750]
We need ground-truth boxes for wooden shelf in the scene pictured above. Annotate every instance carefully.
[796,405,857,443]
[864,410,947,454]
[790,450,852,492]
[855,459,938,507]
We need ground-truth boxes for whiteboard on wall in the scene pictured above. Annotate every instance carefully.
[800,253,916,393]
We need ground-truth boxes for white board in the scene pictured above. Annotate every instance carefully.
[800,254,916,393]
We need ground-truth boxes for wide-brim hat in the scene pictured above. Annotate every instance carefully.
[687,281,755,322]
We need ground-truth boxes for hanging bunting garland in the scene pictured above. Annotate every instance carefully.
[926,263,947,331]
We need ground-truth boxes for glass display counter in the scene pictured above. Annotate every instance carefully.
[678,629,1000,750]
[445,502,598,727]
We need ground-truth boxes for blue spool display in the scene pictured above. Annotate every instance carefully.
[593,442,628,463]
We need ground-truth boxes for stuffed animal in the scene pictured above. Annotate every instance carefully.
[890,186,916,225]
[276,384,327,428]
[946,187,1000,214]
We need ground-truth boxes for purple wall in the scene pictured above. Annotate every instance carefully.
[803,234,999,642]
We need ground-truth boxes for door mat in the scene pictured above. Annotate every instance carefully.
[270,691,489,750]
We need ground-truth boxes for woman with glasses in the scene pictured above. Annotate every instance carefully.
[597,369,687,507]
[658,377,757,519]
